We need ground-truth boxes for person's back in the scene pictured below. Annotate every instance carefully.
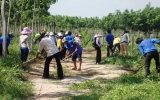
[20,35,32,52]
[39,37,59,57]
[106,33,114,44]
[120,33,129,43]
[113,37,120,45]
[66,40,82,54]
[139,38,159,55]
[66,35,74,41]
[106,30,114,56]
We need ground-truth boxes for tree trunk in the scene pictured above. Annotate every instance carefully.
[7,0,12,33]
[1,0,7,58]
[20,1,24,32]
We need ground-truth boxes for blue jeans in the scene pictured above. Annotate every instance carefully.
[20,47,29,62]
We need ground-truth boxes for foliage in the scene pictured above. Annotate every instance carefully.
[0,40,35,99]
[64,73,160,100]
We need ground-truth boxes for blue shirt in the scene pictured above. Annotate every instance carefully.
[65,35,74,41]
[65,40,83,54]
[0,35,10,47]
[106,33,114,44]
[138,38,160,56]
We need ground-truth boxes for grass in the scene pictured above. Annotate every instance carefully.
[0,40,36,100]
[63,73,160,100]
[62,46,160,100]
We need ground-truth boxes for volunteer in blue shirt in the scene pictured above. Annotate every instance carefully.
[136,37,160,76]
[0,32,14,56]
[106,30,114,57]
[65,31,74,41]
[62,39,83,71]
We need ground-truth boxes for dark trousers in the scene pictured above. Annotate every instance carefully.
[61,47,66,59]
[0,44,2,56]
[107,44,113,57]
[144,51,159,76]
[113,43,120,53]
[43,52,63,79]
[20,49,29,62]
[96,47,101,63]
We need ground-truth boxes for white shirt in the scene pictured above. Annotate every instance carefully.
[75,37,82,45]
[38,37,59,57]
[20,34,32,52]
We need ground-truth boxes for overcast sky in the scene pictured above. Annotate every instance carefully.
[48,0,160,18]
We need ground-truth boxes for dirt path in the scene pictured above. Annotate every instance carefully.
[28,48,129,100]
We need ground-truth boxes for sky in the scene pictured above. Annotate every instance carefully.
[48,0,160,18]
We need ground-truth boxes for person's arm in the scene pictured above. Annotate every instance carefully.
[74,42,79,52]
[151,38,160,44]
[34,41,44,58]
[96,38,101,47]
[126,33,130,43]
[26,36,32,53]
[138,45,144,56]
[35,52,40,59]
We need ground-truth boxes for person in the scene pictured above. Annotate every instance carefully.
[49,32,57,45]
[106,30,114,57]
[62,38,83,71]
[56,32,63,60]
[60,31,67,59]
[65,31,74,41]
[112,36,121,54]
[34,33,64,79]
[0,32,14,56]
[95,33,103,64]
[120,31,129,56]
[20,27,32,62]
[74,34,82,45]
[136,37,160,76]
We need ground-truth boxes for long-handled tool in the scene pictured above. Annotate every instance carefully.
[23,58,35,64]
[62,51,75,61]
[133,64,144,73]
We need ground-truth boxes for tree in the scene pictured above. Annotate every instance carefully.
[1,0,7,58]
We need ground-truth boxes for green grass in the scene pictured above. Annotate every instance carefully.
[62,46,160,100]
[0,40,36,100]
[63,73,160,100]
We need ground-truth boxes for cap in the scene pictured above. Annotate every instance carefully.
[62,38,68,43]
[35,33,41,39]
[136,38,143,44]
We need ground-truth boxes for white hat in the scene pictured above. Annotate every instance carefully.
[49,32,54,36]
[97,33,103,37]
[45,32,50,36]
[58,32,63,37]
[94,34,97,37]
[62,38,68,43]
[65,31,69,35]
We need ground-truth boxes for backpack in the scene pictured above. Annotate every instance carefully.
[92,38,98,48]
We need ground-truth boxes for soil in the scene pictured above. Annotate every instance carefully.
[27,47,130,100]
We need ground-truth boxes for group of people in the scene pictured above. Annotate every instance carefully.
[94,30,160,76]
[34,30,83,79]
[93,30,129,64]
[1,27,160,77]
[0,27,83,79]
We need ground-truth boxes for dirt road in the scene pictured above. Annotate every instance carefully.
[28,48,129,100]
